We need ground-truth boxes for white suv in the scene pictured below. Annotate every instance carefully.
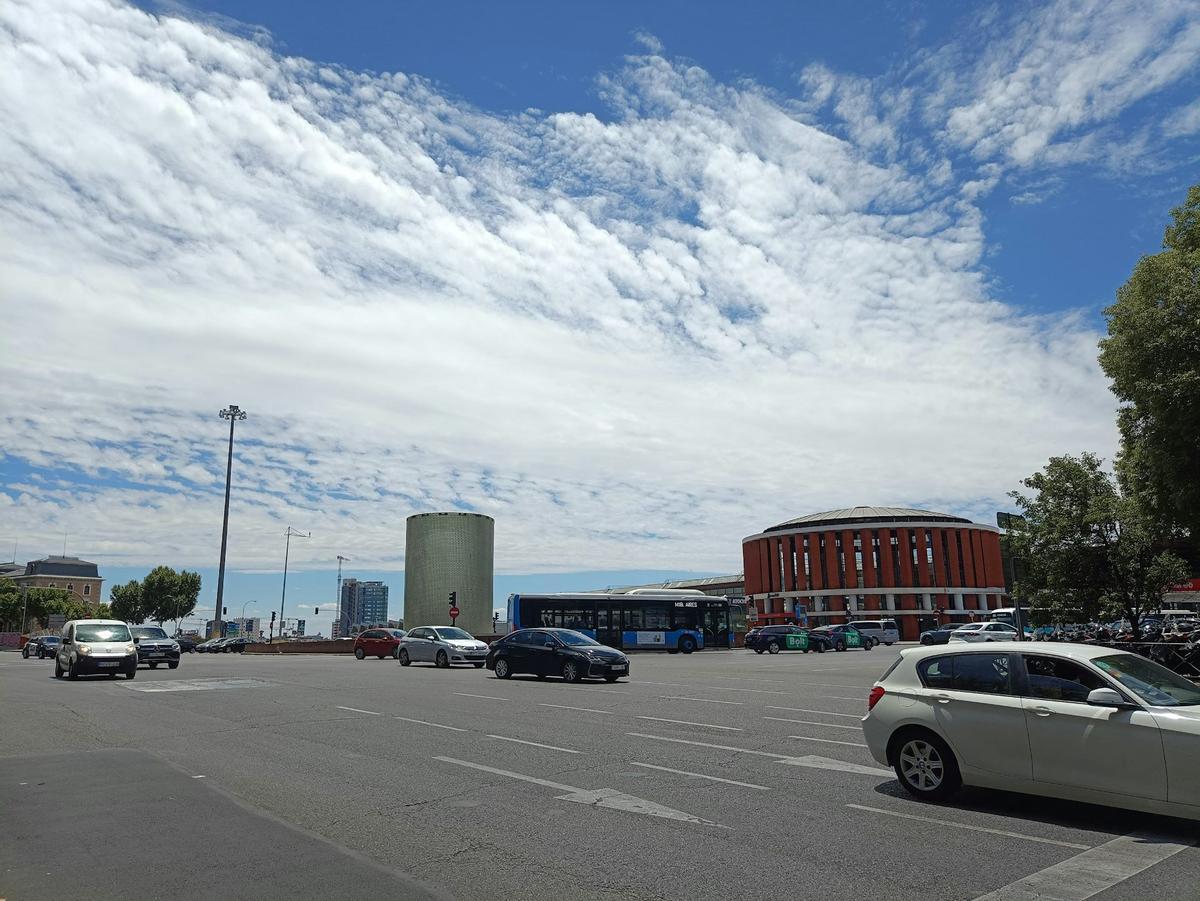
[949,622,1018,642]
[848,620,900,646]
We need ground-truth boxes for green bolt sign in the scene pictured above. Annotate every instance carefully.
[844,630,862,648]
[784,632,809,651]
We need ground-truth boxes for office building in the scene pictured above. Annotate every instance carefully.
[338,579,389,634]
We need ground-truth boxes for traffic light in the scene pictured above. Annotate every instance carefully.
[314,607,319,615]
[222,607,227,615]
[448,591,457,605]
[270,611,277,623]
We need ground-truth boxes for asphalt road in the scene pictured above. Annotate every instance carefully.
[2,646,1197,900]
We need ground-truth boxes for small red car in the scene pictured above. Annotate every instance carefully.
[353,628,408,660]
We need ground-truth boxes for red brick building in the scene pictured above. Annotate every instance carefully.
[742,507,1007,640]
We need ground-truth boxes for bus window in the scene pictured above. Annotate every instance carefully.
[644,605,670,630]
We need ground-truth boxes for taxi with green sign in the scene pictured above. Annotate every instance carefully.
[744,625,832,654]
[810,624,875,651]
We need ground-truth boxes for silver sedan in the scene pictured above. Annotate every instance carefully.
[397,626,490,668]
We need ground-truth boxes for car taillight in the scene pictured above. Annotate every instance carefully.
[867,685,885,711]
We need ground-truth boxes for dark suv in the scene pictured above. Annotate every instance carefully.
[129,625,181,669]
[745,625,830,654]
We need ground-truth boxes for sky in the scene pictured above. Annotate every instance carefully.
[3,0,1200,634]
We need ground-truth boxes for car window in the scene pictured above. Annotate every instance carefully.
[131,626,168,640]
[1093,654,1200,707]
[1022,655,1107,703]
[435,628,473,641]
[524,630,552,646]
[409,628,428,640]
[953,653,1012,694]
[918,656,954,689]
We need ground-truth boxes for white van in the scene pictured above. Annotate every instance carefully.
[847,619,900,646]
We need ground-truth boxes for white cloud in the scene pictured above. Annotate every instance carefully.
[0,0,1175,578]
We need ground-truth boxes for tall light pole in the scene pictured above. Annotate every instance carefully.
[277,526,309,641]
[213,405,246,640]
[336,555,350,637]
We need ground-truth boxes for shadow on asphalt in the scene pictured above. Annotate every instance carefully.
[870,779,1196,839]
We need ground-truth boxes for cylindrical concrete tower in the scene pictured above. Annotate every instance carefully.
[404,512,495,636]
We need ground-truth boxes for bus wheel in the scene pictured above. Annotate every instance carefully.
[679,636,696,654]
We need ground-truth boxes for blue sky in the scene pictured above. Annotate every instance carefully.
[3,0,1200,633]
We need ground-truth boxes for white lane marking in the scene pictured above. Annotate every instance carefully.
[557,686,628,695]
[662,696,744,705]
[631,762,771,791]
[488,735,580,754]
[787,735,869,748]
[538,703,611,715]
[636,716,743,732]
[820,695,868,702]
[634,681,687,687]
[122,678,272,693]
[764,716,862,731]
[394,715,467,732]
[971,831,1191,899]
[336,705,381,716]
[454,692,509,701]
[434,756,576,791]
[766,705,861,719]
[847,805,1092,851]
[434,756,726,828]
[627,732,788,759]
[191,775,207,779]
[636,681,785,695]
[777,755,891,777]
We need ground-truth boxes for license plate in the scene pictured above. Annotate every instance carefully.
[612,664,627,672]
[149,653,165,657]
[98,661,118,668]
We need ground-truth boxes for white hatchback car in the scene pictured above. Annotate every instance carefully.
[862,642,1200,820]
[948,622,1018,642]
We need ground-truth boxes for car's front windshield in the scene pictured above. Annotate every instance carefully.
[130,626,168,640]
[435,628,473,641]
[555,631,600,646]
[1093,654,1200,707]
[41,636,59,644]
[75,624,132,642]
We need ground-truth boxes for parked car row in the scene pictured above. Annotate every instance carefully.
[744,623,883,654]
[196,636,258,653]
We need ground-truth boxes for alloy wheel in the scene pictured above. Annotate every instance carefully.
[899,739,944,792]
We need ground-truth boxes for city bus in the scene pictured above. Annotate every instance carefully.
[506,590,738,652]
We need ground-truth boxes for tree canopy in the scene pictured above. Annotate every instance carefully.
[1007,453,1189,631]
[0,580,91,631]
[1099,184,1200,543]
[110,567,201,630]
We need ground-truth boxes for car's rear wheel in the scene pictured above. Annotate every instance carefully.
[920,635,933,645]
[494,658,511,679]
[168,662,179,669]
[767,641,781,655]
[815,643,825,653]
[835,641,846,652]
[891,729,961,801]
[435,650,449,668]
[354,647,366,660]
[561,660,582,683]
[22,646,29,659]
[398,648,411,666]
[125,670,136,680]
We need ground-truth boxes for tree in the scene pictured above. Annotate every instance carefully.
[1007,453,1190,633]
[0,580,22,630]
[141,566,201,631]
[1099,185,1200,543]
[109,580,147,623]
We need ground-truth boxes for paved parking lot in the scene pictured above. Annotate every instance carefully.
[2,647,1196,900]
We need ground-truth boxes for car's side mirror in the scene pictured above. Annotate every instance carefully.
[133,637,141,644]
[1087,688,1136,709]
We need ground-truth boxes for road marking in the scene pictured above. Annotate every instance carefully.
[627,732,788,759]
[558,686,628,695]
[971,831,1191,899]
[787,735,869,748]
[777,755,891,777]
[488,735,580,754]
[336,705,382,716]
[636,716,743,732]
[766,705,861,719]
[538,703,611,715]
[122,678,272,693]
[663,696,744,705]
[764,716,861,731]
[634,681,687,687]
[434,756,726,828]
[819,695,868,702]
[847,805,1093,851]
[454,692,509,701]
[191,774,207,779]
[394,715,467,732]
[631,762,771,790]
[699,686,787,695]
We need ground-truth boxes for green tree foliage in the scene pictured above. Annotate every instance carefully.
[1099,185,1200,541]
[109,580,147,623]
[0,580,22,629]
[1008,453,1190,632]
[141,566,201,630]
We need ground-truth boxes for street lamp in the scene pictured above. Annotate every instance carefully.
[213,404,246,640]
[276,526,310,641]
[336,555,350,637]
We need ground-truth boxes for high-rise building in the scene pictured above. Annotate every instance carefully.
[338,579,389,633]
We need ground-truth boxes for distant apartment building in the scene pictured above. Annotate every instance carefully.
[338,579,389,634]
[205,616,262,637]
